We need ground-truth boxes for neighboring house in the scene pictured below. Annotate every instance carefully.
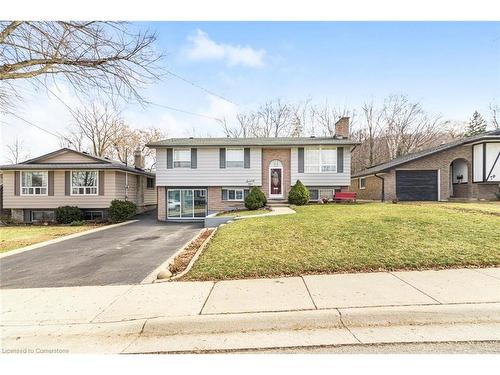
[148,118,359,221]
[0,148,157,223]
[350,130,500,201]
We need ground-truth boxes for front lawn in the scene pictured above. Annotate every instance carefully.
[0,225,101,253]
[184,202,500,280]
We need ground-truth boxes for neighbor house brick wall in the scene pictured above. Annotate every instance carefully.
[382,144,474,201]
[208,186,245,212]
[477,184,499,200]
[261,148,291,199]
[157,186,166,221]
[349,175,384,200]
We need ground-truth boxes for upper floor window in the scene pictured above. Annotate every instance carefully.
[226,148,244,168]
[304,147,337,173]
[71,171,98,195]
[174,149,191,168]
[21,171,48,195]
[147,177,155,189]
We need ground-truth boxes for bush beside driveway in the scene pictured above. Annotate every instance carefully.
[184,202,500,281]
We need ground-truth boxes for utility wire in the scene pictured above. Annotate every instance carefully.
[7,112,61,139]
[149,102,223,122]
[166,70,238,106]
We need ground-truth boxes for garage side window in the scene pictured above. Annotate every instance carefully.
[359,177,366,189]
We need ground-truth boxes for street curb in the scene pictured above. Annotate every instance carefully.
[3,303,500,354]
[0,220,138,259]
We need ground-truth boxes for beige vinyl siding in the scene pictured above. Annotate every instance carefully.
[156,147,262,186]
[290,147,352,186]
[2,170,118,209]
[114,171,156,206]
[38,150,100,163]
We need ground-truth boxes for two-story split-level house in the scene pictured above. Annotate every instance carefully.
[148,117,359,221]
[0,148,157,223]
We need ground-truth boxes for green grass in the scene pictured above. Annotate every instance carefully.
[0,225,101,253]
[216,208,271,217]
[184,203,500,280]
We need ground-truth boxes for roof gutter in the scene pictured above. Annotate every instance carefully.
[374,173,385,202]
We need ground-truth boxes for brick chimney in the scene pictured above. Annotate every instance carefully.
[334,117,350,138]
[134,148,144,169]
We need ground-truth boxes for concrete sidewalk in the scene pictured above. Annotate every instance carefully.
[1,267,499,353]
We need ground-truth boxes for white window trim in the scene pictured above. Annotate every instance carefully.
[304,146,337,174]
[226,148,245,168]
[222,188,245,201]
[20,170,49,196]
[173,148,191,168]
[70,170,99,196]
[359,177,366,190]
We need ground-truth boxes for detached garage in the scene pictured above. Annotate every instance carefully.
[350,130,500,202]
[395,170,438,201]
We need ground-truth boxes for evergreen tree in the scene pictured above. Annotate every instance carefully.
[464,111,487,136]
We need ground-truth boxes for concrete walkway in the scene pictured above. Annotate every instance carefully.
[1,267,499,353]
[235,206,296,219]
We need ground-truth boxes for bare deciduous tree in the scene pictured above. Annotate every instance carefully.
[0,21,162,109]
[381,95,442,159]
[61,102,125,157]
[60,103,165,170]
[6,137,30,163]
[490,101,499,130]
[311,102,356,137]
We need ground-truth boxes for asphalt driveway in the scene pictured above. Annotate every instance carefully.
[0,211,202,289]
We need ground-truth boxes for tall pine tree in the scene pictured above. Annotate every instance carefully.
[464,111,487,136]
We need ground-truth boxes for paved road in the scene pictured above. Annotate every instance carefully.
[234,341,500,354]
[0,211,202,289]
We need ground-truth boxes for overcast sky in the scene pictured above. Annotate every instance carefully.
[2,21,499,163]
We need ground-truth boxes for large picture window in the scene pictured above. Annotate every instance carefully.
[226,148,244,168]
[304,147,337,173]
[173,149,191,168]
[71,171,98,195]
[21,171,48,195]
[167,189,206,219]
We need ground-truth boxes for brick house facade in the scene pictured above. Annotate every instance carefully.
[350,131,500,201]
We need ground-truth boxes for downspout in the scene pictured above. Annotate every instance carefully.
[374,173,385,202]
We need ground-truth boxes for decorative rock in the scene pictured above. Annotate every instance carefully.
[157,269,172,279]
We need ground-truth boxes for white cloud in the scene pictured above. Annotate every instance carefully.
[184,29,266,68]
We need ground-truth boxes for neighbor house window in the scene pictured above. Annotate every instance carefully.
[222,188,245,201]
[146,177,155,189]
[304,147,337,173]
[21,171,48,195]
[31,210,55,222]
[71,171,98,195]
[226,148,244,168]
[173,149,191,168]
[359,177,366,189]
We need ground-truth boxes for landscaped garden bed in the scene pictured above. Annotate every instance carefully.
[166,228,215,278]
[183,202,500,281]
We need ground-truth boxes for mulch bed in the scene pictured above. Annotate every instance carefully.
[169,229,214,276]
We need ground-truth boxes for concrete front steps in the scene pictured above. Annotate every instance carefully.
[267,199,289,207]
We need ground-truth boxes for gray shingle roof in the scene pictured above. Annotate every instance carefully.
[147,136,359,147]
[0,148,155,176]
[352,130,500,178]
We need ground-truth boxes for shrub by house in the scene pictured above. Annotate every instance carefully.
[109,199,137,222]
[55,206,84,224]
[288,180,310,205]
[245,187,267,210]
